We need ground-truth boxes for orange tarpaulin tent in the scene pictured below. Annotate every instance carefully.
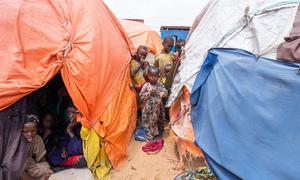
[120,19,163,55]
[0,0,136,175]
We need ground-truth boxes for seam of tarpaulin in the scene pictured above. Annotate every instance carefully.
[167,0,299,107]
[214,1,299,50]
[0,0,137,172]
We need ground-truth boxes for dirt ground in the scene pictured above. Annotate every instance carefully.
[49,168,94,180]
[50,128,204,180]
[110,127,206,180]
[111,128,181,180]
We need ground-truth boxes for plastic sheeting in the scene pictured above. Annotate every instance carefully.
[191,48,300,180]
[169,86,203,157]
[168,0,299,106]
[120,19,163,55]
[0,0,136,170]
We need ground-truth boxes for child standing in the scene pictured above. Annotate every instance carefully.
[154,36,175,125]
[154,36,175,92]
[131,45,150,127]
[22,114,53,180]
[174,39,186,63]
[139,66,168,140]
[130,45,149,92]
[173,39,186,82]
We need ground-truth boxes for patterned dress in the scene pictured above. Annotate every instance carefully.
[25,135,53,178]
[139,82,168,140]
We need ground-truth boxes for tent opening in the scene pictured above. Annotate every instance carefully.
[24,73,88,174]
[27,73,71,132]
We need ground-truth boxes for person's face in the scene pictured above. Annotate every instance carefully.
[23,122,37,142]
[43,114,54,129]
[67,107,77,123]
[148,71,159,84]
[40,94,48,106]
[176,42,185,53]
[163,41,174,53]
[137,48,148,61]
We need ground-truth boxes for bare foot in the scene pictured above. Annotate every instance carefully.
[174,161,185,171]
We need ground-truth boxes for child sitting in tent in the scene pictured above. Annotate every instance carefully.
[47,103,86,170]
[139,66,168,141]
[130,45,149,92]
[22,114,53,180]
[39,113,59,155]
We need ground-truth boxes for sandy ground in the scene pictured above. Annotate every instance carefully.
[48,129,181,180]
[111,128,181,180]
[49,168,94,180]
[49,128,204,180]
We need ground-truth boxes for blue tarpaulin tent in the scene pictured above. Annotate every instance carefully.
[191,48,300,179]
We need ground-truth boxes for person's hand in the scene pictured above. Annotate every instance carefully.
[40,167,54,180]
[40,175,50,180]
[164,64,173,75]
[129,84,136,91]
[66,122,76,138]
[43,129,52,140]
[141,60,149,69]
[137,61,143,68]
[150,89,157,95]
[61,147,68,159]
[164,68,169,74]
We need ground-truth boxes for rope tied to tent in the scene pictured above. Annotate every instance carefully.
[63,19,73,60]
[63,41,73,59]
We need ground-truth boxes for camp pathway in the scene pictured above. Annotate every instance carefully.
[111,128,181,180]
[49,128,181,180]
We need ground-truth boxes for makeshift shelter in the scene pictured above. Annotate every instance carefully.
[0,0,137,179]
[168,0,298,104]
[167,0,300,179]
[120,19,163,55]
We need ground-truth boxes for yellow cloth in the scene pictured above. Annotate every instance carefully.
[130,59,146,86]
[81,127,112,180]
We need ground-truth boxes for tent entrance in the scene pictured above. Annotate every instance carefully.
[27,73,72,139]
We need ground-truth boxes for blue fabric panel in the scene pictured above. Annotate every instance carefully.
[191,48,300,180]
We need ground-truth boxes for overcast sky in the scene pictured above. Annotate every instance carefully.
[103,0,209,31]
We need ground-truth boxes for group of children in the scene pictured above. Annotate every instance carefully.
[20,35,186,179]
[21,87,86,180]
[130,36,186,144]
